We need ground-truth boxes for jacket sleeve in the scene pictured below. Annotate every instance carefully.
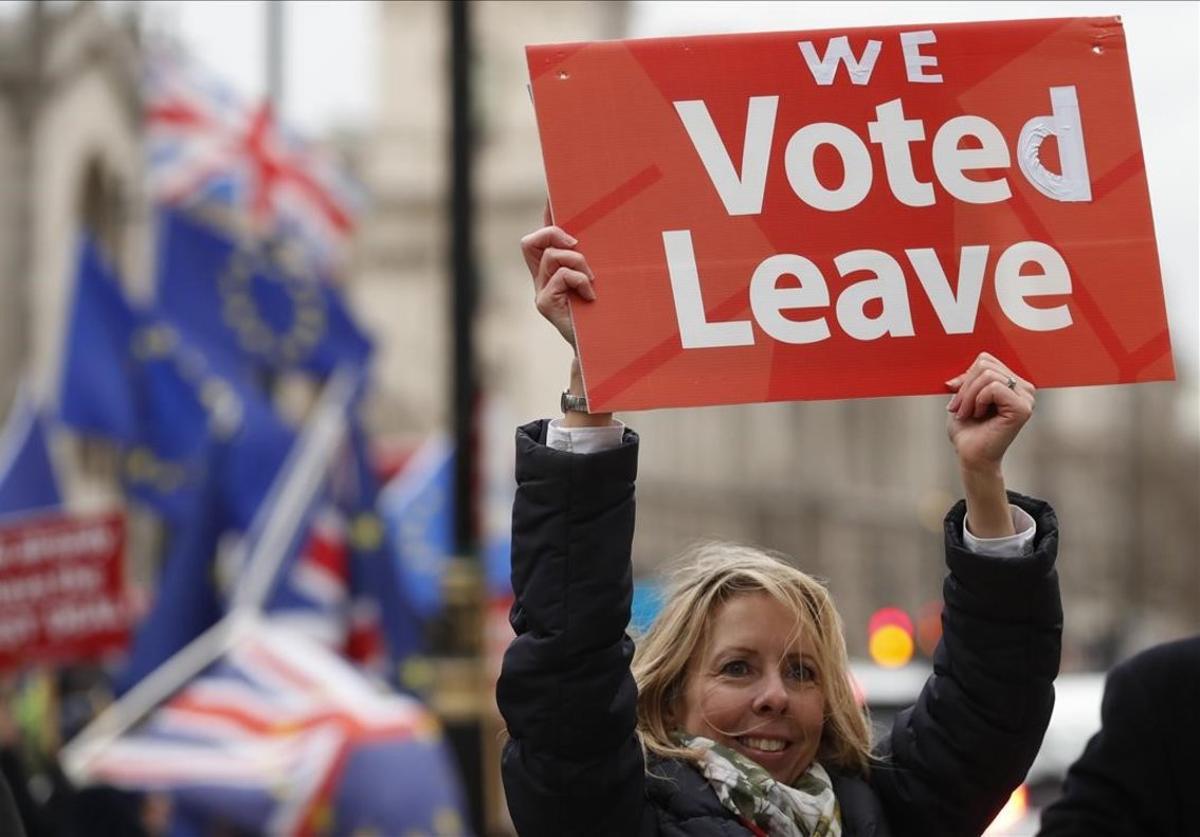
[872,492,1063,837]
[496,420,646,837]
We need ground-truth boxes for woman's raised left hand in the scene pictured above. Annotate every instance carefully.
[945,352,1035,474]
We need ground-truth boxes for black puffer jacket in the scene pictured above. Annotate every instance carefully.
[498,421,1062,837]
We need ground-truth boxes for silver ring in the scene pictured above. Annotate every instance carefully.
[1005,376,1017,390]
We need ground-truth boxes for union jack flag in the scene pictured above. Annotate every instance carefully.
[267,502,391,669]
[84,624,468,835]
[264,420,424,677]
[143,46,364,273]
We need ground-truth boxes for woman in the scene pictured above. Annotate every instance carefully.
[498,220,1062,837]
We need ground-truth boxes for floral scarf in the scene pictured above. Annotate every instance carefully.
[674,733,842,837]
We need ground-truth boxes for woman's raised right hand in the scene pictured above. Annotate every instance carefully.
[520,204,596,349]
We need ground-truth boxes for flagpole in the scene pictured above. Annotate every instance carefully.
[266,0,285,114]
[60,366,359,784]
[59,616,241,784]
[228,366,356,613]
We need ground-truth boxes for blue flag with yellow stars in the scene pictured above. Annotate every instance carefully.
[58,237,140,443]
[340,418,425,667]
[59,235,212,520]
[116,378,294,693]
[121,322,294,526]
[155,208,373,381]
[216,376,295,531]
[58,231,296,526]
[378,436,454,622]
[115,377,295,694]
[114,434,229,694]
[121,324,215,522]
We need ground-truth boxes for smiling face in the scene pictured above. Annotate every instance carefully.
[677,592,826,784]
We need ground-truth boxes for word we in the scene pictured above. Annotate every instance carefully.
[797,31,944,86]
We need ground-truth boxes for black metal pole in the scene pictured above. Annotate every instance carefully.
[447,2,483,832]
[450,0,477,558]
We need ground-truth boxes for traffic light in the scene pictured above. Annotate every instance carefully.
[867,606,914,668]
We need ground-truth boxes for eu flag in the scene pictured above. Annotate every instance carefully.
[122,323,293,526]
[378,437,454,621]
[56,235,233,522]
[0,384,62,516]
[329,731,470,835]
[115,438,227,693]
[58,219,363,528]
[341,419,424,666]
[155,208,373,380]
[215,377,295,531]
[116,384,292,692]
[58,237,139,443]
[122,326,214,522]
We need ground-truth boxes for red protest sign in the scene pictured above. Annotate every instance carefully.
[0,510,131,671]
[527,17,1173,411]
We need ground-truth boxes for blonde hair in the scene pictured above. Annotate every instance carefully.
[632,542,871,779]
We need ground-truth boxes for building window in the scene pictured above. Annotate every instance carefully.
[78,158,124,262]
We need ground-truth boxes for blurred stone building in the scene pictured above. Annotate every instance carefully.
[358,0,1200,672]
[0,1,149,509]
[354,0,629,436]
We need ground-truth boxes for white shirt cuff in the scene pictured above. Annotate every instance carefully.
[546,418,625,454]
[963,505,1036,557]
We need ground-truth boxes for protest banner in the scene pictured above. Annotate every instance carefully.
[527,17,1173,411]
[0,510,130,671]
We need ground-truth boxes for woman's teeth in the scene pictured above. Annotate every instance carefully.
[738,737,788,753]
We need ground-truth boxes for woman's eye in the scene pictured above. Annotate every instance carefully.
[720,660,750,677]
[788,662,817,682]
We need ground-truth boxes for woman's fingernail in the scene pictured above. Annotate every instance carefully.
[566,235,578,246]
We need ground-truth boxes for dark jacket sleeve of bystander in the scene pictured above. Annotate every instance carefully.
[871,492,1063,837]
[0,771,27,837]
[496,420,646,837]
[1036,635,1200,836]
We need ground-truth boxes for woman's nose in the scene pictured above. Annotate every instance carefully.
[752,672,789,714]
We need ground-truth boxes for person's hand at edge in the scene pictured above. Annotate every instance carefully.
[520,201,613,427]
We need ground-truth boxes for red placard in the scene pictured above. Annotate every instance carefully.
[527,17,1173,411]
[0,510,131,671]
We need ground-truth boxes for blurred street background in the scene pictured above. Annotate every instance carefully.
[0,1,1195,835]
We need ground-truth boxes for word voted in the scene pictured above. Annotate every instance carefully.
[674,87,1091,214]
[665,231,1072,348]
